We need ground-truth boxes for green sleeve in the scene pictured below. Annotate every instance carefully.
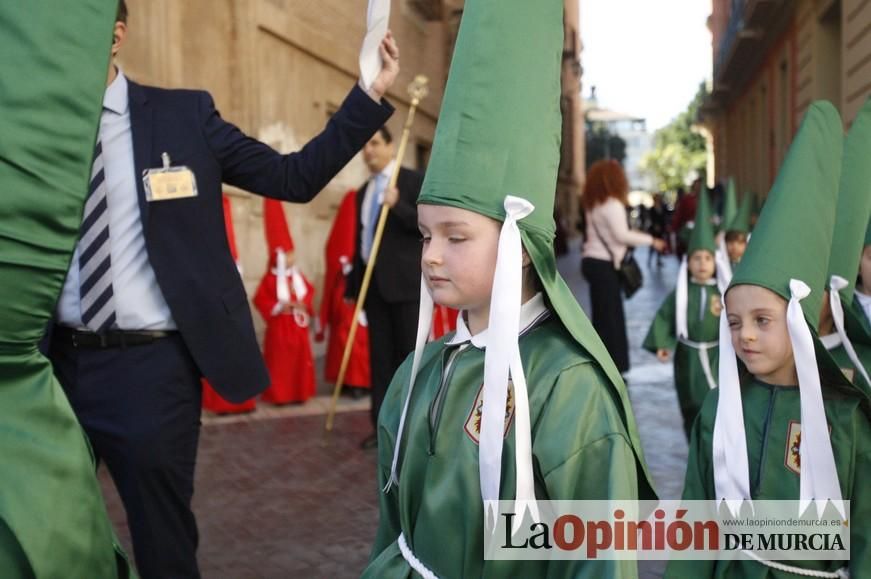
[533,362,642,579]
[643,291,678,353]
[849,413,871,578]
[664,391,718,578]
[367,360,409,565]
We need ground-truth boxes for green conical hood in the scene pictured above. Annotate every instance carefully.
[417,0,560,235]
[721,178,737,233]
[727,191,753,234]
[688,186,717,255]
[827,97,871,303]
[728,102,844,330]
[417,0,655,498]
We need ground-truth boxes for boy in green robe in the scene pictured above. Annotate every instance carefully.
[0,1,134,577]
[665,102,871,578]
[363,0,656,577]
[644,188,721,439]
[818,98,871,399]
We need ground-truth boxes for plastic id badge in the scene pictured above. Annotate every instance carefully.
[142,152,199,202]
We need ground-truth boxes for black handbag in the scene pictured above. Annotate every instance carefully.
[590,218,644,298]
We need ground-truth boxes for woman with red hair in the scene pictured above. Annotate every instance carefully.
[581,160,666,373]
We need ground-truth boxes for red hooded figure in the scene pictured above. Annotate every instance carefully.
[253,199,316,404]
[318,190,371,388]
[202,194,257,414]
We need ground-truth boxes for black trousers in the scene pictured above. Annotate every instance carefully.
[49,333,202,579]
[364,289,419,428]
[581,257,630,373]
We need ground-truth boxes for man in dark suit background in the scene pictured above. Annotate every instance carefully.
[346,126,424,449]
[46,2,400,577]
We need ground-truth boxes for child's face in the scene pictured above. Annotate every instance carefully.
[860,245,871,294]
[688,250,715,281]
[418,204,501,313]
[726,236,747,263]
[725,284,796,385]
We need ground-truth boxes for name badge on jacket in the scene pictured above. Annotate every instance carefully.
[143,152,198,202]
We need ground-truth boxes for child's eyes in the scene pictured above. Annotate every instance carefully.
[419,236,431,244]
[756,317,770,326]
[448,237,467,243]
[728,319,740,329]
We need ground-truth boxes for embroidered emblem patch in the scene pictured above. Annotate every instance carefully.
[784,420,832,475]
[785,420,802,475]
[710,294,723,317]
[464,381,515,445]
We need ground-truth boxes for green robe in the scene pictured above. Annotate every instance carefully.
[829,298,871,399]
[0,2,133,576]
[665,377,871,578]
[364,315,651,579]
[643,281,721,438]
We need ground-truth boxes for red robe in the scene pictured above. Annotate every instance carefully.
[202,194,257,414]
[430,304,459,340]
[254,268,317,404]
[318,190,371,388]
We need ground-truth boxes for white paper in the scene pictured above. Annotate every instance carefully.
[360,0,390,91]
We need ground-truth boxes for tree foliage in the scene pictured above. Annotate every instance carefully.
[585,124,626,169]
[641,82,708,191]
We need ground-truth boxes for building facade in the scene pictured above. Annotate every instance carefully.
[704,0,871,194]
[120,0,583,335]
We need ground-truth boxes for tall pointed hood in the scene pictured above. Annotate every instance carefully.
[728,191,753,234]
[825,97,871,391]
[688,186,717,255]
[720,178,737,234]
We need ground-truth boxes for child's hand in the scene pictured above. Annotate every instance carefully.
[656,349,670,362]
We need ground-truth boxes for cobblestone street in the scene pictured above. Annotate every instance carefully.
[101,242,689,578]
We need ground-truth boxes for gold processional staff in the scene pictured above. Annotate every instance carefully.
[325,74,430,433]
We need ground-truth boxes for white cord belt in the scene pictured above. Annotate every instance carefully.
[678,338,718,390]
[743,550,849,578]
[398,532,439,579]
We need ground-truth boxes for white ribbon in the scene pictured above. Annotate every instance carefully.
[480,196,536,533]
[830,275,871,387]
[786,280,845,519]
[675,257,689,340]
[359,0,390,91]
[290,266,308,301]
[715,238,732,294]
[712,298,752,516]
[271,249,291,316]
[384,274,434,493]
[272,251,308,317]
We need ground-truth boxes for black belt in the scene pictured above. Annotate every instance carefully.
[53,326,178,349]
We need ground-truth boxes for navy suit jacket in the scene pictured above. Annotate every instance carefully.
[120,81,392,402]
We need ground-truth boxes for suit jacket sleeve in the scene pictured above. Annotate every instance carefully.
[199,85,393,203]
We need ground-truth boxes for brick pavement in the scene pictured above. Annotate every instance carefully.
[100,242,689,579]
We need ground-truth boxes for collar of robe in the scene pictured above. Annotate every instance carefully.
[445,292,549,349]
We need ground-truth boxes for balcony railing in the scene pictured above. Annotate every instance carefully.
[714,0,746,81]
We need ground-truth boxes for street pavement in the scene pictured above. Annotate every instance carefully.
[100,242,689,578]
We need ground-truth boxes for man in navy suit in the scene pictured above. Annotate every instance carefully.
[345,127,424,449]
[47,2,399,577]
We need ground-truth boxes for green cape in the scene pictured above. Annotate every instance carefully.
[0,1,134,577]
